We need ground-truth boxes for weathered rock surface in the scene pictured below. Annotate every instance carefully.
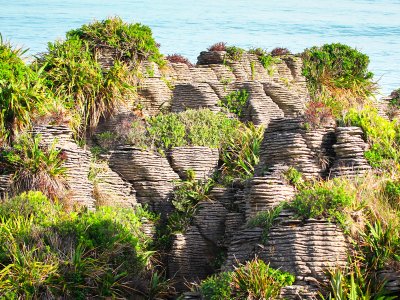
[0,174,12,199]
[33,125,96,209]
[138,77,172,115]
[257,118,336,179]
[330,126,371,178]
[171,83,221,112]
[109,147,179,212]
[168,146,219,180]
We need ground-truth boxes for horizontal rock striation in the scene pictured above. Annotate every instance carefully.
[260,219,348,287]
[109,147,179,212]
[257,118,336,179]
[0,174,12,199]
[33,125,96,209]
[168,146,219,180]
[138,77,172,115]
[330,127,371,178]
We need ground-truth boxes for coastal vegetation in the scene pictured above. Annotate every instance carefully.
[1,17,400,299]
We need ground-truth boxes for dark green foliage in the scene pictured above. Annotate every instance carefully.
[168,171,214,233]
[302,43,376,116]
[302,43,374,91]
[389,88,400,108]
[218,89,249,117]
[199,259,295,300]
[283,167,305,188]
[288,179,355,226]
[0,191,162,299]
[0,36,52,143]
[384,179,400,209]
[67,17,164,66]
[247,205,283,243]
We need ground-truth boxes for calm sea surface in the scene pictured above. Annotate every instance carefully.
[1,0,399,94]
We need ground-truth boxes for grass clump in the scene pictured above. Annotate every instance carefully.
[0,36,52,144]
[0,191,167,299]
[199,258,295,300]
[0,134,67,200]
[248,48,280,75]
[302,43,376,116]
[225,46,245,61]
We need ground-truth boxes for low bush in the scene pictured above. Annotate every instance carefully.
[304,101,334,129]
[383,179,400,209]
[220,123,264,182]
[247,205,283,243]
[248,48,280,74]
[199,259,295,300]
[225,46,245,61]
[67,17,164,66]
[389,88,400,108]
[302,43,376,115]
[0,191,164,299]
[270,47,290,56]
[218,89,249,117]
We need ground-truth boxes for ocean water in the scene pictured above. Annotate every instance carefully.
[1,0,399,94]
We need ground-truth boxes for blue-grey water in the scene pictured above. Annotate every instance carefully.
[1,0,399,94]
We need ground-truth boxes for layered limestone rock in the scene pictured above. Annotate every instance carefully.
[330,127,371,178]
[33,125,96,209]
[197,51,225,65]
[245,168,295,219]
[257,118,336,179]
[168,226,215,291]
[0,174,12,199]
[260,218,348,288]
[171,83,221,112]
[109,147,179,212]
[138,77,173,115]
[92,161,137,207]
[167,146,219,180]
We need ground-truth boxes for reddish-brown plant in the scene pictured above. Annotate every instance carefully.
[304,101,334,128]
[166,54,193,67]
[271,47,291,56]
[207,42,227,51]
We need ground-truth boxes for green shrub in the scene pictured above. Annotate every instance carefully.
[199,259,295,300]
[67,17,164,66]
[384,180,400,209]
[1,134,67,200]
[0,191,160,299]
[344,107,400,168]
[218,89,249,117]
[288,179,355,227]
[145,109,241,152]
[283,167,305,188]
[200,271,233,300]
[248,48,280,74]
[0,36,52,143]
[302,43,376,115]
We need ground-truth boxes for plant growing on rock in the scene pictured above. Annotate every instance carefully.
[166,54,193,67]
[389,88,400,108]
[198,258,295,300]
[0,35,53,144]
[208,42,227,51]
[225,46,245,61]
[218,89,249,117]
[248,48,279,74]
[304,101,334,129]
[247,205,283,243]
[302,43,376,115]
[67,17,165,66]
[1,134,68,200]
